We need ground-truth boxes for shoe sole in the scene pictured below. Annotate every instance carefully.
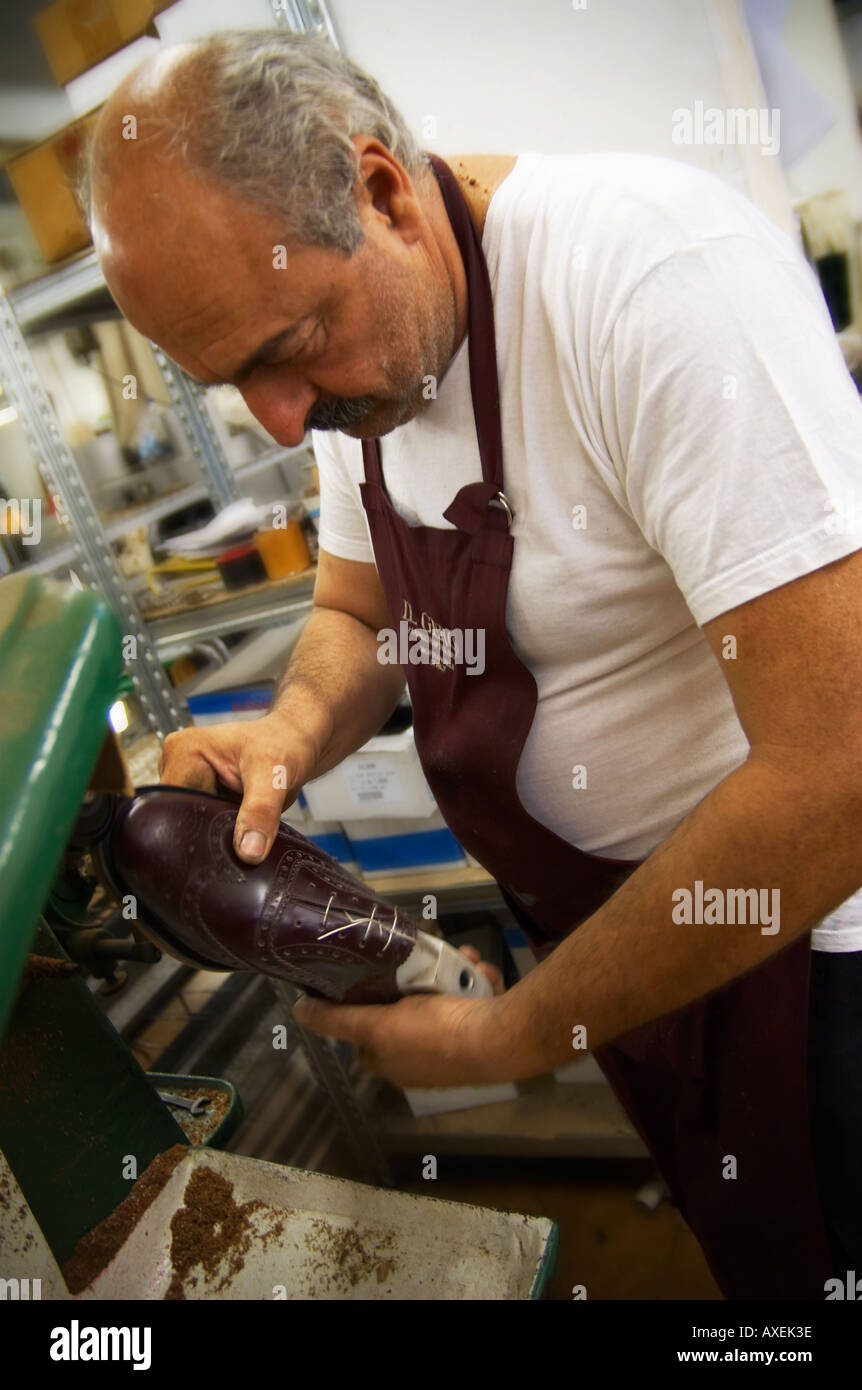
[133,909,236,975]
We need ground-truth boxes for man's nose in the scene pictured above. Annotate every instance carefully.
[238,366,316,447]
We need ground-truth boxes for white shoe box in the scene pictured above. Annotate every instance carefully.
[302,727,437,822]
[341,810,466,876]
[280,793,355,869]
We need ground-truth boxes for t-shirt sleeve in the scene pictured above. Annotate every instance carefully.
[310,429,376,564]
[597,234,862,627]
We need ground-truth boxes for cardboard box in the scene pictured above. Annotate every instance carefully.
[279,793,307,827]
[35,0,176,86]
[402,1081,519,1118]
[302,727,437,822]
[503,926,605,1083]
[185,684,273,727]
[342,811,466,876]
[551,1055,606,1085]
[287,794,356,869]
[65,35,160,117]
[5,110,99,263]
[303,821,356,870]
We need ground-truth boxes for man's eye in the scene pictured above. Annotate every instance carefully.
[283,325,321,364]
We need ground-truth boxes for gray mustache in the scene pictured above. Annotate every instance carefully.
[306,394,378,432]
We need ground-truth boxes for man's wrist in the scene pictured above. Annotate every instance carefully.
[268,677,335,768]
[472,980,551,1083]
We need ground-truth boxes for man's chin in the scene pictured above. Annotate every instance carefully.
[337,394,426,439]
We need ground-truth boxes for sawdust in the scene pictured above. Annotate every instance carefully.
[62,1144,188,1294]
[165,1166,286,1299]
[302,1217,397,1296]
[52,1132,398,1299]
[0,1023,66,1100]
[165,1167,397,1298]
[21,955,80,979]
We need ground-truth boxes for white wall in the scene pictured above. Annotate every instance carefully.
[779,0,862,218]
[330,0,753,183]
[328,0,862,225]
[328,0,803,226]
[841,9,862,107]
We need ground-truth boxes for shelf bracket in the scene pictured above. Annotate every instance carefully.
[0,292,187,738]
[150,349,241,511]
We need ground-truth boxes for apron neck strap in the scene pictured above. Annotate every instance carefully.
[361,153,504,497]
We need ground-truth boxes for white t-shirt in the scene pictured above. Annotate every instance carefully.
[312,151,862,951]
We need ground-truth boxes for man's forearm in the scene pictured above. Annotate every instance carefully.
[497,752,862,1080]
[271,604,406,780]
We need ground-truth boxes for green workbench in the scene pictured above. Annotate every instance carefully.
[0,573,186,1265]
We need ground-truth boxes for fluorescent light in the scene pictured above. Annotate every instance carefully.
[109,701,129,733]
[0,406,18,427]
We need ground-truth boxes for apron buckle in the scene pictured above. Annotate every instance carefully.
[489,491,515,528]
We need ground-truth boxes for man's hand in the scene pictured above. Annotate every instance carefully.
[158,712,320,863]
[157,552,405,865]
[292,946,514,1087]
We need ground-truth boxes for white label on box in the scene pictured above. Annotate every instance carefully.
[344,761,403,806]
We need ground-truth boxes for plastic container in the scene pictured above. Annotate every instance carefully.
[147,1074,243,1149]
[255,521,311,579]
[216,543,267,591]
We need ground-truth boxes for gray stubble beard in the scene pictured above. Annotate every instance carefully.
[309,253,457,440]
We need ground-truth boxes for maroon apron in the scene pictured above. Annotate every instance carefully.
[359,153,834,1300]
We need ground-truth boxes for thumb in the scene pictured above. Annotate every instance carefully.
[232,755,295,863]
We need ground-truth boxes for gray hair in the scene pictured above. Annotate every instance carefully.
[85,29,429,256]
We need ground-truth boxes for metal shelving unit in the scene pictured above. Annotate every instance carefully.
[0,289,186,735]
[0,0,339,738]
[18,479,211,577]
[148,571,316,649]
[0,256,316,734]
[8,248,110,332]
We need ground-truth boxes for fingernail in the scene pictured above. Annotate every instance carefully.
[239,830,266,860]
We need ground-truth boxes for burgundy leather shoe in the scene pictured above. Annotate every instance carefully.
[82,786,491,1005]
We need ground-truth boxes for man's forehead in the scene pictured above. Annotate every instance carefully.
[98,175,327,304]
[108,261,321,356]
[92,144,360,382]
[103,231,342,388]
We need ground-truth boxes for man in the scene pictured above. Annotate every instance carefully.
[87,30,862,1298]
